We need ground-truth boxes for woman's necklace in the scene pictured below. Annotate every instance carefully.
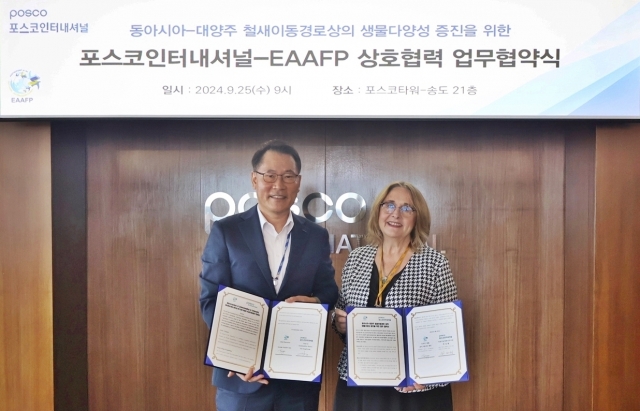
[375,245,410,307]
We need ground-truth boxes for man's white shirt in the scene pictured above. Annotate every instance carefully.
[257,206,294,293]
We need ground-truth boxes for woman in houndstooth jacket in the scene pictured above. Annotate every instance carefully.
[332,181,458,411]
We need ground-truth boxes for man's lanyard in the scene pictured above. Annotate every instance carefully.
[273,231,292,288]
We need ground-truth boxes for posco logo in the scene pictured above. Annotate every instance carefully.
[205,192,367,233]
[203,190,443,255]
[9,9,48,19]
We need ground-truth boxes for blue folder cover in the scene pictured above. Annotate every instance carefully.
[347,301,469,386]
[205,287,326,384]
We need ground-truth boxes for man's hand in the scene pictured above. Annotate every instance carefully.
[333,308,347,334]
[227,367,269,385]
[285,295,321,303]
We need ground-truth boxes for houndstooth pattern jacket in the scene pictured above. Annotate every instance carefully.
[334,244,458,391]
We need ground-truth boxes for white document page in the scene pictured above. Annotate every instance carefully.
[346,307,406,386]
[206,287,269,375]
[263,302,327,381]
[405,302,468,384]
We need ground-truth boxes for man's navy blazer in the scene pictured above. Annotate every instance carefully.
[199,205,339,394]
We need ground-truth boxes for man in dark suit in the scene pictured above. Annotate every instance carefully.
[199,140,339,411]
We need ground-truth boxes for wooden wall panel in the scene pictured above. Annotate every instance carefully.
[593,124,640,411]
[87,123,212,411]
[564,127,595,411]
[51,122,88,411]
[0,122,53,411]
[86,121,327,411]
[324,122,565,411]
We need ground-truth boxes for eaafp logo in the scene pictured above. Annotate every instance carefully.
[9,69,41,103]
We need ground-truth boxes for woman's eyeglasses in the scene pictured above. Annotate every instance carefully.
[380,201,416,216]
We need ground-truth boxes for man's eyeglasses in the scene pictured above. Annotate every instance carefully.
[254,171,300,184]
[380,201,416,215]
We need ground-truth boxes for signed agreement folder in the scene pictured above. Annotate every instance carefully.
[205,285,328,383]
[346,300,468,387]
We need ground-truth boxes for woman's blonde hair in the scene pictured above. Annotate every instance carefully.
[366,181,431,251]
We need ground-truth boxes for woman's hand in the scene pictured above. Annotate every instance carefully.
[395,382,426,393]
[227,366,269,385]
[333,308,347,334]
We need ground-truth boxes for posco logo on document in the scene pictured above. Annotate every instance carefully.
[9,69,41,103]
